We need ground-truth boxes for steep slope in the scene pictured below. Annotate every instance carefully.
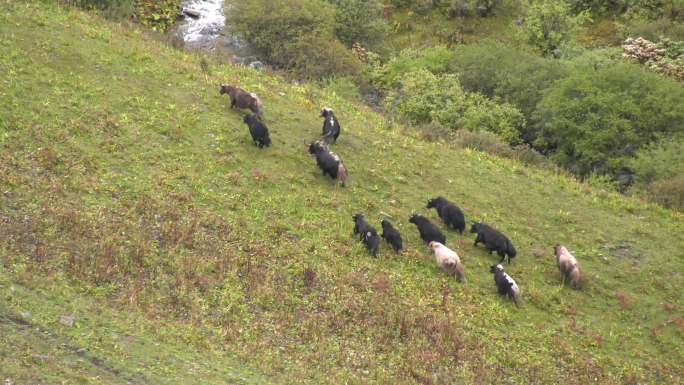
[1,2,683,384]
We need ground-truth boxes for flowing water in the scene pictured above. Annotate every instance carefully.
[174,0,256,61]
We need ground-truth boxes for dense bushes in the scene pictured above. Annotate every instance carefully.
[628,138,684,209]
[446,0,502,17]
[449,42,566,136]
[230,0,336,68]
[385,70,526,144]
[327,0,389,49]
[283,33,364,80]
[533,62,684,178]
[60,0,178,30]
[230,0,385,80]
[518,0,590,56]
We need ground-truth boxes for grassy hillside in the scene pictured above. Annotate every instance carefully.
[1,2,684,384]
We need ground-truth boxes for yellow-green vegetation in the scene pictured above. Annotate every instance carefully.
[2,2,684,384]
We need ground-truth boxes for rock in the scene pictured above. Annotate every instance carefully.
[32,355,49,364]
[182,8,201,18]
[59,314,75,327]
[20,311,32,320]
[249,61,264,70]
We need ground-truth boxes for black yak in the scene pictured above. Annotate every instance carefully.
[490,264,520,306]
[320,107,341,144]
[470,221,516,264]
[308,141,347,186]
[409,214,446,245]
[380,219,403,254]
[426,196,465,233]
[243,114,271,148]
[219,84,263,117]
[353,213,379,256]
[554,244,581,288]
[429,241,464,281]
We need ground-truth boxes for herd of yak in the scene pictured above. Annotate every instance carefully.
[220,84,582,307]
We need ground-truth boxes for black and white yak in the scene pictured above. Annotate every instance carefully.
[320,107,340,144]
[490,264,520,306]
[308,140,347,186]
[353,213,379,256]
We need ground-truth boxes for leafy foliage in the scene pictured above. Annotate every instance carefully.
[628,137,684,210]
[230,0,336,67]
[372,46,458,89]
[518,0,590,56]
[326,0,389,49]
[533,62,684,177]
[386,70,526,144]
[283,32,364,80]
[446,0,502,17]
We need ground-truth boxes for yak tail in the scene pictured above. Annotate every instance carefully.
[338,163,347,187]
[568,266,581,289]
[512,291,521,307]
[454,262,465,282]
[446,262,465,282]
[320,131,335,145]
[507,240,517,258]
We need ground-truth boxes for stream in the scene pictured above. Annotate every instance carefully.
[174,0,259,64]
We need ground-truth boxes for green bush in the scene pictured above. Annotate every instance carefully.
[533,62,684,177]
[628,138,684,210]
[450,42,566,140]
[385,70,526,144]
[446,0,501,17]
[327,0,389,49]
[372,46,457,90]
[518,0,590,56]
[59,0,177,30]
[230,0,336,67]
[283,32,364,80]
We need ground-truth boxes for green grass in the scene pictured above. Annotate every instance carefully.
[1,1,684,384]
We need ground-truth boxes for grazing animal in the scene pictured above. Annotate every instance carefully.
[554,244,581,288]
[490,264,520,306]
[380,219,403,254]
[409,214,446,245]
[308,141,347,186]
[470,221,516,264]
[353,214,379,256]
[243,114,271,148]
[320,107,341,144]
[429,241,464,281]
[426,197,465,233]
[219,84,263,117]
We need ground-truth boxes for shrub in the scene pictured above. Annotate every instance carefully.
[283,32,364,80]
[373,46,458,90]
[385,70,526,144]
[533,62,684,178]
[230,0,336,67]
[628,138,684,185]
[450,42,566,140]
[327,0,389,49]
[518,0,590,56]
[446,0,501,17]
[628,138,684,210]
